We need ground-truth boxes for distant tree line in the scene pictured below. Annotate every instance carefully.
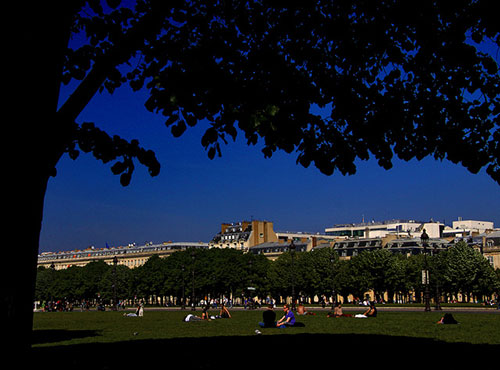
[35,241,500,308]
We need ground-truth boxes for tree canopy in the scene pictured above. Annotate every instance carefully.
[60,0,500,185]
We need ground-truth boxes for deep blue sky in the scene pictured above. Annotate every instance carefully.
[39,81,500,253]
[39,17,500,254]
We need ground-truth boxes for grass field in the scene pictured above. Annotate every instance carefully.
[32,308,500,368]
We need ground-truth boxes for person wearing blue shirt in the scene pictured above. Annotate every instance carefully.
[277,304,295,328]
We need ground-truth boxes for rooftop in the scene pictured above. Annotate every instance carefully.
[329,219,428,228]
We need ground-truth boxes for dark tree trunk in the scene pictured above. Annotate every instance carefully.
[5,1,74,353]
[6,171,51,352]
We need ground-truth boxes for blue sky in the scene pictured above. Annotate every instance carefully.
[39,80,500,253]
[39,14,500,253]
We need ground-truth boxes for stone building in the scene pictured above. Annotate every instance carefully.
[37,242,208,270]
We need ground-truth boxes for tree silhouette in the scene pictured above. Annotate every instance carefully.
[7,0,499,351]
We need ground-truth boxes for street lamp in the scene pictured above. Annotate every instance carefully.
[330,255,336,311]
[248,258,254,310]
[289,240,296,311]
[181,265,186,310]
[112,256,118,311]
[420,229,431,312]
[191,250,196,311]
[433,245,442,311]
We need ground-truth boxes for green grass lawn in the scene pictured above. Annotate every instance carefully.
[31,309,500,368]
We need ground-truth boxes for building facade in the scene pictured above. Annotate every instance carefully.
[442,218,496,238]
[208,220,339,259]
[37,218,500,270]
[325,219,444,239]
[37,242,208,270]
[208,220,280,250]
[456,231,500,270]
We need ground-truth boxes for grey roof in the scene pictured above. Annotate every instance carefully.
[249,241,308,252]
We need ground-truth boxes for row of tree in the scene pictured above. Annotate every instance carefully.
[35,241,500,307]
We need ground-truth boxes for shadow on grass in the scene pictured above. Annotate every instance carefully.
[32,329,101,345]
[31,333,498,368]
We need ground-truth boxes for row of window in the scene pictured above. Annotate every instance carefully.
[38,244,208,262]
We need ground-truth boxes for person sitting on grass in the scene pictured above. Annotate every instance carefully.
[259,305,277,328]
[297,303,316,315]
[355,301,377,318]
[276,304,296,328]
[363,302,377,317]
[327,302,352,318]
[437,313,458,324]
[201,307,211,321]
[124,303,142,317]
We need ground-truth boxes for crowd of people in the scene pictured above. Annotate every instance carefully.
[182,300,380,333]
[45,297,469,333]
[40,296,382,324]
[37,299,131,312]
[39,300,75,312]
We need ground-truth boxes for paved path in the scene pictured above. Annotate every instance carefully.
[142,305,500,314]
